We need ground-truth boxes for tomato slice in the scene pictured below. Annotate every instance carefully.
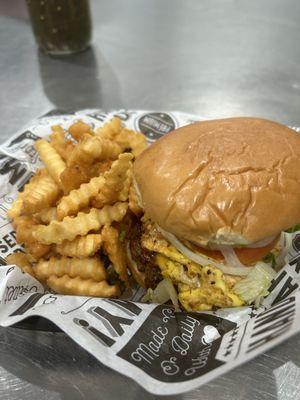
[234,236,280,264]
[188,235,280,265]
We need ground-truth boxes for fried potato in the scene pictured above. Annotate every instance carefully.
[50,127,75,162]
[51,125,65,134]
[34,207,57,224]
[68,120,94,141]
[14,216,51,260]
[102,225,129,285]
[13,216,32,241]
[33,202,128,244]
[57,175,105,220]
[47,275,120,297]
[35,256,106,282]
[6,252,35,277]
[60,165,90,194]
[35,139,66,186]
[118,169,132,202]
[7,170,45,219]
[22,172,60,215]
[67,136,121,166]
[8,117,148,300]
[7,197,23,220]
[95,117,122,140]
[97,159,113,174]
[115,128,148,157]
[95,117,147,157]
[56,234,102,258]
[92,153,133,208]
[60,160,115,196]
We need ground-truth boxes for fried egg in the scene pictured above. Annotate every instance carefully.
[142,223,244,311]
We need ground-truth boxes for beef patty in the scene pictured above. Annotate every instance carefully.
[129,219,162,289]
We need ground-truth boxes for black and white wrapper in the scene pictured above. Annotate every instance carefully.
[0,109,299,395]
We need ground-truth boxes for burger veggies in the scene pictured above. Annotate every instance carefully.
[127,117,300,311]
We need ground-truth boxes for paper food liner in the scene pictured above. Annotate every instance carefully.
[0,109,299,395]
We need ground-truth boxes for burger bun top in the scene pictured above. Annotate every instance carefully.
[133,117,300,247]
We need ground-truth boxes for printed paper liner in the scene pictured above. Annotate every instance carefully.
[0,109,299,395]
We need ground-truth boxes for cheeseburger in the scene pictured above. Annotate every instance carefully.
[127,117,300,311]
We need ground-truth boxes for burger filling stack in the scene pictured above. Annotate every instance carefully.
[127,117,300,311]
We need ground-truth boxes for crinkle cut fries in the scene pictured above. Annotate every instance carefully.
[7,117,145,297]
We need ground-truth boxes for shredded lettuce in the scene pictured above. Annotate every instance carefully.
[285,223,300,233]
[233,262,276,306]
[262,252,277,268]
[142,278,180,310]
[118,229,126,243]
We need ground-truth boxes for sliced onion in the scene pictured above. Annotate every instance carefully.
[246,235,277,248]
[215,245,246,269]
[276,232,293,268]
[142,278,180,310]
[156,225,252,276]
[132,178,144,208]
[126,242,137,269]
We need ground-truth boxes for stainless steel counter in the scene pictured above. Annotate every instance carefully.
[0,1,300,399]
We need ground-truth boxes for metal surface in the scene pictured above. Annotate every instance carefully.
[0,0,299,399]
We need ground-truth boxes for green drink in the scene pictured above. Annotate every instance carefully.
[26,0,92,55]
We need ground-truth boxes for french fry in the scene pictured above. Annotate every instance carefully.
[95,117,123,140]
[50,127,75,162]
[51,125,65,134]
[128,183,143,216]
[6,252,35,277]
[35,139,66,186]
[60,165,91,194]
[7,117,149,301]
[22,172,60,215]
[115,128,148,157]
[47,275,120,297]
[61,161,112,193]
[14,216,51,259]
[33,202,128,244]
[56,234,102,258]
[97,159,113,174]
[67,136,121,166]
[60,161,116,196]
[102,225,129,285]
[68,120,94,141]
[57,175,105,220]
[35,256,106,282]
[92,153,133,208]
[13,216,31,241]
[7,170,44,219]
[118,169,132,202]
[34,207,57,224]
[7,196,24,220]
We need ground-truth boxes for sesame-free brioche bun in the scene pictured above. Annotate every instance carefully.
[133,117,300,247]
